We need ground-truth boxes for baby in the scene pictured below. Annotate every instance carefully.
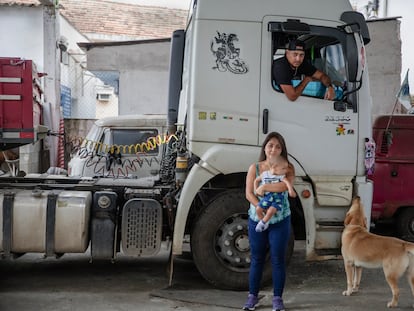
[254,155,295,232]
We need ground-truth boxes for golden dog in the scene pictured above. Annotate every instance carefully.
[341,196,414,308]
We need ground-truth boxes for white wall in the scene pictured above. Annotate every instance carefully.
[59,15,89,56]
[0,5,107,172]
[366,18,402,121]
[85,40,171,115]
[0,6,45,173]
[0,6,44,70]
[352,0,414,91]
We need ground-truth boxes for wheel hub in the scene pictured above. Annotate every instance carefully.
[215,213,250,270]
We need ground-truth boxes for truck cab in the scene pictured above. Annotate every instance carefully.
[167,0,373,289]
[68,114,167,179]
[371,115,414,241]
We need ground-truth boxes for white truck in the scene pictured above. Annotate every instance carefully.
[67,114,168,180]
[0,0,373,290]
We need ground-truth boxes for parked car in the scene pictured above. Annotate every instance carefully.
[370,114,414,241]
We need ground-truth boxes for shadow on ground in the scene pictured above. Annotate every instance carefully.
[152,240,414,310]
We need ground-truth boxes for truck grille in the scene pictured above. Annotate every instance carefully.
[121,199,162,256]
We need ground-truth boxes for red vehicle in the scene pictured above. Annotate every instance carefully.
[371,114,414,241]
[0,57,44,151]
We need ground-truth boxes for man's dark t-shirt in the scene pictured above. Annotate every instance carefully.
[273,56,317,88]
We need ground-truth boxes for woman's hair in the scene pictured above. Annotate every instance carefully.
[259,132,288,161]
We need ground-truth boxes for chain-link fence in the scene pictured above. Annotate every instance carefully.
[61,53,119,119]
[59,53,120,168]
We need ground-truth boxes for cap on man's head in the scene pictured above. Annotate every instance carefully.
[287,39,305,51]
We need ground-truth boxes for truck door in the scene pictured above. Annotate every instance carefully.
[260,18,359,178]
[259,18,363,258]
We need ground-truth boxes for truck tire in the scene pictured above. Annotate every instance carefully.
[396,207,414,241]
[190,189,294,290]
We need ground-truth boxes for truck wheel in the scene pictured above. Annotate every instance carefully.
[190,189,294,290]
[396,207,414,241]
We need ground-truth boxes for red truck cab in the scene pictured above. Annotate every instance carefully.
[371,114,414,241]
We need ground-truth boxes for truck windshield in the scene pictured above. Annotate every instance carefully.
[110,129,159,155]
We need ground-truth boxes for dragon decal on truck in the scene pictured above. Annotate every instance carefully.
[210,31,248,74]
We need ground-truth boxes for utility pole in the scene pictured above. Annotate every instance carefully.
[41,0,61,168]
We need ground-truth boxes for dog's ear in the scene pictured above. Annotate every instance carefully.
[344,212,351,226]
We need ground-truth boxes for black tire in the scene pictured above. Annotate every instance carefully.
[191,189,294,290]
[396,207,414,241]
[285,228,295,265]
[289,196,306,240]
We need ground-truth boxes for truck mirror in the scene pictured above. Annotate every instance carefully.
[346,34,358,82]
[340,11,370,45]
[340,11,370,83]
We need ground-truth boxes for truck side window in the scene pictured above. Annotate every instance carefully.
[272,33,346,100]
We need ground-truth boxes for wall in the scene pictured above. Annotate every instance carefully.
[60,15,118,120]
[0,5,45,173]
[352,0,413,94]
[84,39,171,115]
[0,6,44,68]
[365,18,402,122]
[0,5,106,172]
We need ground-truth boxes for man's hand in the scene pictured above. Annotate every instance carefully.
[324,85,336,100]
[303,75,313,84]
[255,220,269,232]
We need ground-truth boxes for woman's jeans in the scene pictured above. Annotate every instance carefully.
[248,216,291,297]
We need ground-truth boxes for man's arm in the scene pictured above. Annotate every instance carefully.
[279,76,313,101]
[312,69,336,100]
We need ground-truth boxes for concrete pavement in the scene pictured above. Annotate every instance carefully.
[1,241,414,310]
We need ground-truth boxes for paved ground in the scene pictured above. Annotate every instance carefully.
[1,240,414,311]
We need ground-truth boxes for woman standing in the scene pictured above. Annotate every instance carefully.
[243,132,295,311]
